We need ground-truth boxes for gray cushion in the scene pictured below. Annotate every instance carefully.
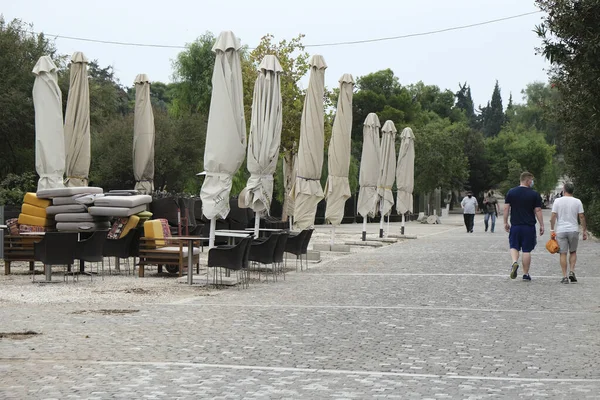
[56,221,111,232]
[37,187,103,199]
[94,195,152,208]
[55,213,109,223]
[88,204,147,217]
[46,204,87,215]
[52,194,86,206]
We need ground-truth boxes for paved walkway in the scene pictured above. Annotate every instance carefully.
[1,211,599,398]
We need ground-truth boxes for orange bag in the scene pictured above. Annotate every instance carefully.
[546,232,560,254]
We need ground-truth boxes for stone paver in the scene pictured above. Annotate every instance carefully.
[1,211,599,398]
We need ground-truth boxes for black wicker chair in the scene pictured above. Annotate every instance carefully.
[33,232,78,282]
[74,230,108,280]
[207,236,253,288]
[273,232,289,279]
[103,228,141,275]
[249,232,281,282]
[285,229,310,271]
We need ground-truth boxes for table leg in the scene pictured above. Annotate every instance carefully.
[187,239,193,285]
[45,264,52,281]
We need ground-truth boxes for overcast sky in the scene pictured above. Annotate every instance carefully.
[2,0,548,108]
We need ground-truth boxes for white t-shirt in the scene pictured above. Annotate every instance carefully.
[552,196,584,233]
[461,196,478,214]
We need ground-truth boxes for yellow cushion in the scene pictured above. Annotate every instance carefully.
[18,213,53,227]
[143,220,165,248]
[23,192,51,208]
[21,203,48,218]
[119,215,140,239]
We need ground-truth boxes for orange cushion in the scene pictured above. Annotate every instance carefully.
[22,203,48,218]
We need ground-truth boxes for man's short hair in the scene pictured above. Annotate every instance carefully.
[564,182,575,194]
[520,171,534,182]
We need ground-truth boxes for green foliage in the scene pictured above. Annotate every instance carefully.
[171,32,216,116]
[455,82,476,127]
[535,0,600,234]
[481,81,504,137]
[0,172,37,205]
[456,126,490,197]
[0,17,58,177]
[413,117,469,194]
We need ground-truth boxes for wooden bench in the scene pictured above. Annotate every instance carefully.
[137,220,202,277]
[3,235,43,275]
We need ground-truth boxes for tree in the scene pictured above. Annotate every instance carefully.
[413,117,469,194]
[0,17,58,178]
[535,0,600,234]
[482,81,504,137]
[455,82,476,127]
[171,32,216,116]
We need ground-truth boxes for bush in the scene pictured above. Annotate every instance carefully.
[0,172,37,205]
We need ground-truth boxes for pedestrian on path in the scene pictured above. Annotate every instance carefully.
[483,191,499,233]
[461,191,478,233]
[504,171,545,281]
[550,182,587,284]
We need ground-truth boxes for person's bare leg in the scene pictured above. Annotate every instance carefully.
[569,251,577,272]
[510,249,520,263]
[560,253,568,277]
[522,252,531,275]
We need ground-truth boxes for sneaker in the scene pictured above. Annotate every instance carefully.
[561,277,570,284]
[523,274,532,281]
[569,271,577,283]
[510,262,519,279]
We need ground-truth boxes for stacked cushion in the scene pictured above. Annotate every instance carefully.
[18,192,53,228]
[88,195,151,218]
[36,187,108,233]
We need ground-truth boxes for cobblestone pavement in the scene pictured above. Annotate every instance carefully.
[1,212,599,399]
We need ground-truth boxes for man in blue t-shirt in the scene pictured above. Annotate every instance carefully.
[503,171,545,281]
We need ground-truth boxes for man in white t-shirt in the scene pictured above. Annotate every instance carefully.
[550,182,588,283]
[461,191,479,233]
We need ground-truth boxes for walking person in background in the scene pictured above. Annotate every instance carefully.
[461,191,478,233]
[550,182,587,284]
[504,172,544,281]
[483,191,499,233]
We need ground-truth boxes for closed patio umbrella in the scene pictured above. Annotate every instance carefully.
[396,127,415,234]
[283,151,298,230]
[200,31,246,247]
[64,52,91,187]
[239,55,283,237]
[356,113,381,241]
[291,55,327,230]
[33,56,65,191]
[324,73,354,243]
[377,120,397,237]
[133,74,155,194]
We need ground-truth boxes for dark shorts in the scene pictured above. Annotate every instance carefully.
[509,225,537,252]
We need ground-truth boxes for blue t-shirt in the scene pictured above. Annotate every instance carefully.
[505,186,542,226]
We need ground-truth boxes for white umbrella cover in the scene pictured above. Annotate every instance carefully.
[396,127,415,215]
[356,113,381,218]
[33,56,65,191]
[377,120,397,217]
[64,52,91,187]
[133,74,155,194]
[324,73,354,226]
[201,31,246,221]
[239,55,283,215]
[291,55,327,230]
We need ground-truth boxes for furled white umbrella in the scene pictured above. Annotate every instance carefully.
[324,73,354,244]
[64,52,91,187]
[200,31,246,247]
[377,120,397,237]
[291,55,327,230]
[396,127,415,234]
[239,55,283,237]
[356,113,381,241]
[133,74,155,194]
[33,56,65,191]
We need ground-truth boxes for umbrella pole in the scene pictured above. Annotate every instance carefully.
[362,218,367,241]
[209,218,216,249]
[386,212,390,237]
[401,213,405,235]
[379,199,384,238]
[254,212,261,238]
[330,225,335,247]
[289,215,293,231]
